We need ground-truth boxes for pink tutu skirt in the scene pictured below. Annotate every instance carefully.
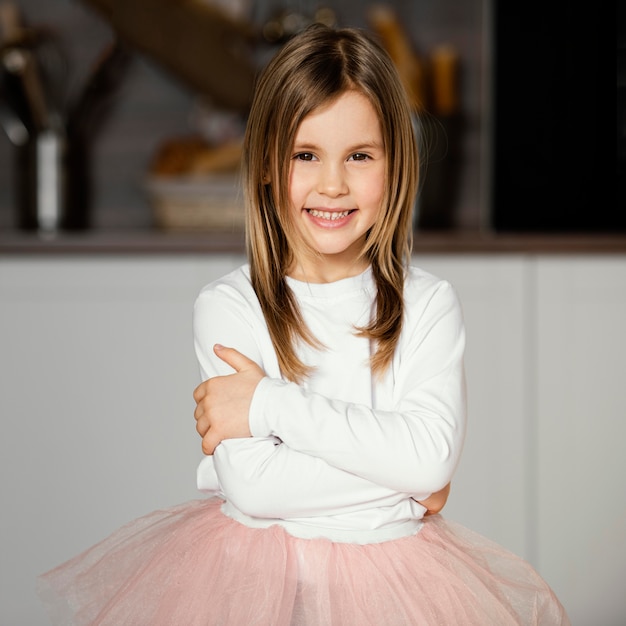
[38,498,569,625]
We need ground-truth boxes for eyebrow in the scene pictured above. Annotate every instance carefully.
[292,141,384,152]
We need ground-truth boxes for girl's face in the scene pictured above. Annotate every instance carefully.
[286,90,386,283]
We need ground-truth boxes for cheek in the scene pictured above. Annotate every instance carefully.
[361,171,386,210]
[288,168,306,206]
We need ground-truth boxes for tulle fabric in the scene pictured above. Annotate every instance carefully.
[38,498,569,626]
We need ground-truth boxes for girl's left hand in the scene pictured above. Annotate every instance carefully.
[193,345,265,455]
[416,482,451,516]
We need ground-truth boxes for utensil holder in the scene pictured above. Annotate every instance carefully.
[15,126,90,233]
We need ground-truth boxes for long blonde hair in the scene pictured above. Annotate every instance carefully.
[243,24,419,383]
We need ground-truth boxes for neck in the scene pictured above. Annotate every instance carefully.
[287,255,369,284]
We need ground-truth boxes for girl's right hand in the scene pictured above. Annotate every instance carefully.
[416,482,451,516]
[193,345,264,455]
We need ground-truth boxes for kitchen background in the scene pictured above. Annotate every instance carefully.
[0,0,618,237]
[1,1,624,625]
[0,0,485,233]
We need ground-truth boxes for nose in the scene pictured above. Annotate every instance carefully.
[317,162,348,197]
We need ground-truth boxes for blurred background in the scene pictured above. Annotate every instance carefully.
[0,1,624,624]
[0,0,618,235]
[0,0,488,233]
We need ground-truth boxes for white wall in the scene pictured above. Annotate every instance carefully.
[0,255,244,625]
[1,254,625,625]
[533,258,626,624]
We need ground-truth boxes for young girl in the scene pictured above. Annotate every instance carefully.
[39,24,570,625]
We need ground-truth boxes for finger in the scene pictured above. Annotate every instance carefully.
[202,431,220,455]
[213,344,256,373]
[196,415,209,437]
[193,382,206,403]
[193,402,203,422]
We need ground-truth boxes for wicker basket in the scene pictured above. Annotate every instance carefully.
[146,175,245,232]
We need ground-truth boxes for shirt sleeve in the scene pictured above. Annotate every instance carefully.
[211,437,418,519]
[193,276,267,381]
[196,455,222,495]
[192,273,419,516]
[248,279,467,496]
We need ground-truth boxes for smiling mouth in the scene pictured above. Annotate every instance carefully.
[306,209,355,221]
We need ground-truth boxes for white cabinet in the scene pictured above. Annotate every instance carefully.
[534,257,626,625]
[1,253,624,625]
[0,255,246,626]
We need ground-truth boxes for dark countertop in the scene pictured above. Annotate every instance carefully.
[1,229,626,256]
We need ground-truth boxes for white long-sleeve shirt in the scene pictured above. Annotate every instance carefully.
[193,264,466,543]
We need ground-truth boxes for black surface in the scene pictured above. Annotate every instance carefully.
[491,2,622,231]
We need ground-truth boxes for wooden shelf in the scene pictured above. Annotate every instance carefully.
[1,229,625,256]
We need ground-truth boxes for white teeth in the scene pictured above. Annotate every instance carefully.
[308,209,351,220]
